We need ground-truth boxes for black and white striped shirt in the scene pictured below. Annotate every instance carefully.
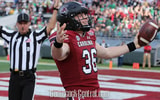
[0,26,47,71]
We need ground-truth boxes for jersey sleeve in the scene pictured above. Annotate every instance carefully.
[0,26,14,43]
[48,31,57,46]
[88,29,96,41]
[63,30,71,43]
[35,26,48,43]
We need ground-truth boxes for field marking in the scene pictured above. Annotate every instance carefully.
[0,97,7,100]
[1,72,160,100]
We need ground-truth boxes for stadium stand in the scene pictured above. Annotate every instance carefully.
[0,0,160,66]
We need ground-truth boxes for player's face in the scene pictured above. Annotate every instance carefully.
[16,21,30,35]
[75,13,89,26]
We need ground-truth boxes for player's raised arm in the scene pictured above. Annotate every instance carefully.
[96,41,136,59]
[49,23,70,61]
[46,0,60,35]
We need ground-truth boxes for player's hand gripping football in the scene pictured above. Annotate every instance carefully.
[56,23,68,43]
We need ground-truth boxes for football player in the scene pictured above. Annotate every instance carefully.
[49,1,152,100]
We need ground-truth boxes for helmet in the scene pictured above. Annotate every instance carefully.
[57,1,92,32]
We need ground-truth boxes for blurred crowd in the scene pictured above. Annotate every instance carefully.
[0,0,160,38]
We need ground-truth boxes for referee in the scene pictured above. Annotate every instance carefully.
[0,0,60,100]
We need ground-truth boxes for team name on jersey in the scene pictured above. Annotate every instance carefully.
[77,40,93,47]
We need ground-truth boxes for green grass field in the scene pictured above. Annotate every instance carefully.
[0,57,57,72]
[0,56,159,72]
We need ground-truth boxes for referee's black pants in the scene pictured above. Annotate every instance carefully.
[9,70,36,100]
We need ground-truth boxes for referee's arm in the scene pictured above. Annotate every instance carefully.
[46,0,60,35]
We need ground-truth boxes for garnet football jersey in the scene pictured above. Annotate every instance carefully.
[53,29,99,91]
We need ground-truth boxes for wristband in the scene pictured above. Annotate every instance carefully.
[53,7,58,11]
[127,42,136,52]
[54,38,63,48]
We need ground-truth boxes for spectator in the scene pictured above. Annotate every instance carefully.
[0,0,159,38]
[142,44,152,69]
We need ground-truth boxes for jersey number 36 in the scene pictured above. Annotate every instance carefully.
[82,48,97,74]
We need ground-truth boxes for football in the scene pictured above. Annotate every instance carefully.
[138,19,159,46]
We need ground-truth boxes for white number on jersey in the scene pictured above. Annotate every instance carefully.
[82,48,97,74]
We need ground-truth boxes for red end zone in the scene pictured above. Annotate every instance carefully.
[0,69,160,100]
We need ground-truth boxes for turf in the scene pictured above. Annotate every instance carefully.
[0,57,57,72]
[0,57,160,72]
